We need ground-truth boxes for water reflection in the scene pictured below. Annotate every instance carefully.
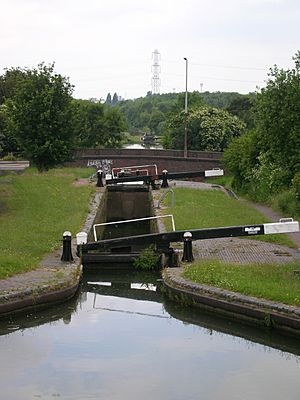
[0,270,300,400]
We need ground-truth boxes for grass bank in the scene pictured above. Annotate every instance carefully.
[0,167,95,279]
[183,260,300,306]
[207,175,300,221]
[161,187,294,248]
[160,186,300,306]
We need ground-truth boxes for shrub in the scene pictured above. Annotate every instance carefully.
[1,152,17,161]
[292,172,300,200]
[133,245,160,270]
[271,189,300,218]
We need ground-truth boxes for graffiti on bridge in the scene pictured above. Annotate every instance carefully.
[87,159,113,174]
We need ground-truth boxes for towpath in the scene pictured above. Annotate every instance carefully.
[0,181,299,317]
[164,180,300,263]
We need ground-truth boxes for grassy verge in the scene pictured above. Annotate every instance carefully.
[270,189,300,220]
[183,260,300,306]
[0,167,95,279]
[161,187,295,248]
[206,175,233,188]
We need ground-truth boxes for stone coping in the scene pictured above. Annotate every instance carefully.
[163,267,300,336]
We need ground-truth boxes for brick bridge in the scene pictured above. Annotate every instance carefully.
[71,148,223,175]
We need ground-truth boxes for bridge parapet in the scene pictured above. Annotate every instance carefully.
[71,148,223,175]
[74,148,223,160]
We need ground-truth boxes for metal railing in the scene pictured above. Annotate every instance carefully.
[157,189,174,209]
[93,214,176,241]
[112,164,158,178]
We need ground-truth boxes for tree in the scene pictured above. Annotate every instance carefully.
[173,91,204,112]
[164,106,245,151]
[6,63,74,170]
[0,104,20,156]
[71,99,126,148]
[71,99,105,148]
[224,130,260,191]
[103,107,127,147]
[105,93,112,105]
[255,52,300,181]
[0,68,27,105]
[224,52,300,201]
[225,94,256,130]
[149,108,165,134]
[112,92,118,106]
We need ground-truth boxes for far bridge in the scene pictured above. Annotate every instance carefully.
[71,148,223,175]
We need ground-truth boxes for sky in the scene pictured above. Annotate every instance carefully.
[0,0,299,100]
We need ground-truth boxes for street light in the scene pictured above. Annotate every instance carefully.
[183,57,188,158]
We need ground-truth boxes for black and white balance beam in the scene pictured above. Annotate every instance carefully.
[105,168,224,185]
[80,219,299,252]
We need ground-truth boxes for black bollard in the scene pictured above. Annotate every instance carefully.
[161,169,169,188]
[96,169,104,187]
[182,231,194,262]
[150,179,156,190]
[61,231,74,262]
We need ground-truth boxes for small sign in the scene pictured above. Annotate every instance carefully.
[245,226,261,235]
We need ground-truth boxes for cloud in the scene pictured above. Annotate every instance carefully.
[0,0,299,98]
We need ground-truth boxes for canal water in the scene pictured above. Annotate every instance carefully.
[0,270,300,400]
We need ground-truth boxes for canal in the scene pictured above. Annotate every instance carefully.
[0,270,300,399]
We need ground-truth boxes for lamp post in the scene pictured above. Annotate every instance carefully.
[183,57,188,158]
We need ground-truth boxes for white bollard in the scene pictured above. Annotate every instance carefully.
[76,231,88,245]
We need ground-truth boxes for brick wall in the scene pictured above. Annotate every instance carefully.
[69,149,223,175]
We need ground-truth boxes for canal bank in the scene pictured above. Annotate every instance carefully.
[163,267,300,337]
[0,185,105,317]
[1,179,300,339]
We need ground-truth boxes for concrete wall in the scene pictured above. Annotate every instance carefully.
[106,187,152,221]
[87,190,107,242]
[90,185,157,243]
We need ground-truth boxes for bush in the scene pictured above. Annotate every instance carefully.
[224,130,260,192]
[249,153,290,202]
[271,189,300,218]
[1,152,17,161]
[292,172,300,200]
[133,245,160,270]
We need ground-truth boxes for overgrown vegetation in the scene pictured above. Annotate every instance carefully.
[162,187,294,248]
[224,52,300,217]
[0,167,94,278]
[133,245,160,270]
[183,260,300,306]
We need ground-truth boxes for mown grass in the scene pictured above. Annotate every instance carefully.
[0,167,95,279]
[161,187,295,248]
[183,260,300,306]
